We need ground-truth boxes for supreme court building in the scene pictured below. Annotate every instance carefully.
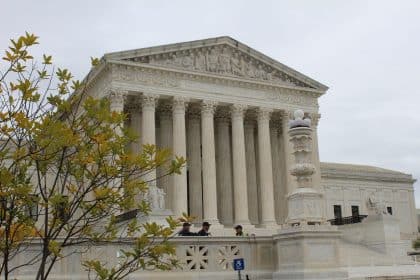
[54,37,418,279]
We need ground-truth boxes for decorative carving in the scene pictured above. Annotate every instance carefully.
[201,100,218,116]
[309,113,321,127]
[124,45,311,88]
[108,89,126,112]
[230,104,247,119]
[367,194,388,215]
[113,66,180,88]
[217,246,241,270]
[257,108,272,122]
[173,96,188,114]
[180,245,209,271]
[141,93,158,110]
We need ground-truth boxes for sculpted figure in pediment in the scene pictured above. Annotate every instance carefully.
[206,48,219,72]
[218,47,231,74]
[194,49,206,71]
[181,52,194,69]
[230,52,244,76]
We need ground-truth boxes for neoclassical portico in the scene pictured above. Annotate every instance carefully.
[113,90,319,227]
[100,36,327,228]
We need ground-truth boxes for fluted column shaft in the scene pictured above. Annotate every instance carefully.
[231,105,251,225]
[187,110,203,222]
[216,114,233,226]
[244,121,259,225]
[270,124,283,223]
[158,107,173,209]
[172,97,188,216]
[257,108,276,226]
[129,103,142,154]
[141,94,157,184]
[201,101,220,224]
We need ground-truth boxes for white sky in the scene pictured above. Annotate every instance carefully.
[3,0,420,205]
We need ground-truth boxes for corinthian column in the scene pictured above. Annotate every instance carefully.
[141,93,158,184]
[270,122,283,223]
[257,108,276,226]
[187,106,203,222]
[158,103,173,209]
[216,110,233,226]
[201,101,220,225]
[244,120,259,225]
[231,104,251,226]
[172,97,188,216]
[108,89,126,135]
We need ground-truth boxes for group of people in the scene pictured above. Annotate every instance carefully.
[178,222,245,236]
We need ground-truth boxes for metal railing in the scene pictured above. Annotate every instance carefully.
[328,215,368,226]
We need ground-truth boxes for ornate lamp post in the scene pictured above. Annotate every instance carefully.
[286,109,325,226]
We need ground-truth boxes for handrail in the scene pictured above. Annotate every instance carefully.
[328,215,368,225]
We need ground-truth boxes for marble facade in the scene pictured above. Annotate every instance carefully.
[41,36,417,279]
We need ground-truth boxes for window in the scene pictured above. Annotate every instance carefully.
[333,205,342,219]
[387,206,393,215]
[351,205,359,217]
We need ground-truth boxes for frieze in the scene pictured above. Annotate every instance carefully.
[110,63,319,110]
[112,65,180,88]
[124,44,313,89]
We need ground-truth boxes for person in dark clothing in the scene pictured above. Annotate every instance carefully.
[178,222,196,236]
[234,225,244,236]
[197,221,211,236]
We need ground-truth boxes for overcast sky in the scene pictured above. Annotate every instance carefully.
[3,0,420,205]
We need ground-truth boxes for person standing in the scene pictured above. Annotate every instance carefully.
[197,222,211,236]
[234,225,244,236]
[178,222,197,236]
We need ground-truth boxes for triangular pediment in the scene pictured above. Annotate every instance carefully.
[104,37,328,90]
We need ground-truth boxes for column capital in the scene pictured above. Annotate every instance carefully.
[141,93,159,110]
[172,96,189,114]
[201,100,218,115]
[257,108,273,122]
[108,89,127,111]
[230,104,247,118]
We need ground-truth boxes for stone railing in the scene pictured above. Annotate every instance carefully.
[8,236,275,279]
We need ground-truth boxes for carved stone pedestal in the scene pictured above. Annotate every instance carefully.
[273,225,348,280]
[286,188,324,225]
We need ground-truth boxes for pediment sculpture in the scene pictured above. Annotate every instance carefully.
[124,45,312,88]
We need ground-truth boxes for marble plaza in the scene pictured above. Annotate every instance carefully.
[15,37,420,279]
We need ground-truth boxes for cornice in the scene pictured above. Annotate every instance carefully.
[321,165,415,184]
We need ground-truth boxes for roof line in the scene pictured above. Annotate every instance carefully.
[103,36,328,91]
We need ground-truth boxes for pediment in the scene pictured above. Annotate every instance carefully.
[105,37,328,91]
